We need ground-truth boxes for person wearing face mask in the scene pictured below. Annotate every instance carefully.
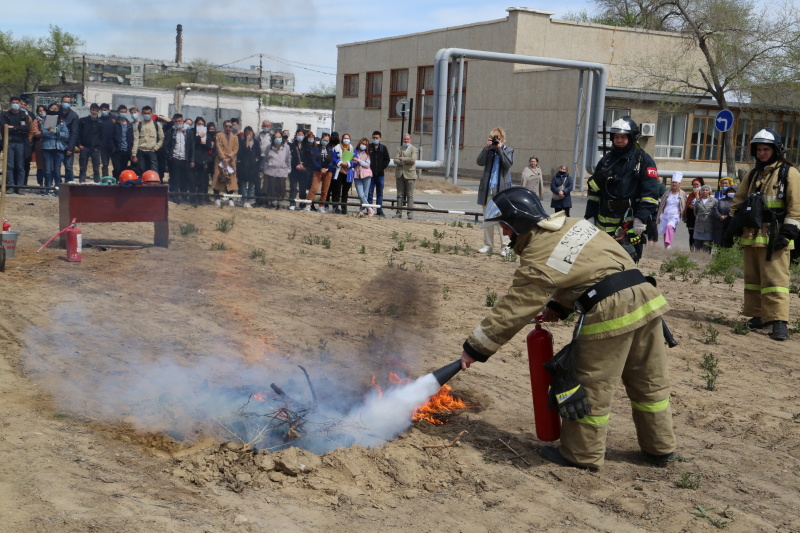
[352,137,374,216]
[129,107,140,123]
[714,182,737,247]
[393,133,419,220]
[77,103,103,183]
[111,105,134,179]
[237,126,261,208]
[31,105,46,190]
[727,129,800,341]
[330,133,355,214]
[692,185,717,252]
[685,178,704,250]
[131,106,163,175]
[56,95,80,183]
[307,133,332,212]
[41,103,70,193]
[261,130,291,209]
[164,113,196,204]
[0,96,31,194]
[300,131,317,210]
[97,103,115,177]
[714,177,734,201]
[19,96,36,186]
[191,117,212,201]
[368,131,390,216]
[288,129,311,210]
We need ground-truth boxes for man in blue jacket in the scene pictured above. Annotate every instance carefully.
[58,95,80,182]
[111,105,134,178]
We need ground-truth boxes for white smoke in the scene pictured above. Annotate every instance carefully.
[340,373,441,449]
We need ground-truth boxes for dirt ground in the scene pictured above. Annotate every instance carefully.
[1,188,799,533]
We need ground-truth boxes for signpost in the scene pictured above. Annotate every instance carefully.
[396,98,410,146]
[715,109,734,183]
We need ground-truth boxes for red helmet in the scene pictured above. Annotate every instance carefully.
[119,170,138,183]
[142,170,160,184]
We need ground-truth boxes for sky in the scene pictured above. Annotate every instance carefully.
[7,1,595,92]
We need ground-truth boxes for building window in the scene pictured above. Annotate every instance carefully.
[388,69,408,119]
[654,113,687,159]
[690,109,721,161]
[270,78,284,90]
[603,109,631,128]
[343,74,359,97]
[734,111,785,162]
[782,116,800,164]
[415,63,467,141]
[365,72,382,109]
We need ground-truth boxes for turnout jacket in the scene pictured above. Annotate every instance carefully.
[585,145,660,232]
[464,213,669,361]
[729,161,800,248]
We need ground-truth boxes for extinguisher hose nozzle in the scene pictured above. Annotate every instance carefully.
[432,359,463,386]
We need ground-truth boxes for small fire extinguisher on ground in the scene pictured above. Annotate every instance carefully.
[526,316,561,441]
[66,222,82,262]
[37,218,82,262]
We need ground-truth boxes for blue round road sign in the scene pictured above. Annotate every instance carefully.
[715,109,734,132]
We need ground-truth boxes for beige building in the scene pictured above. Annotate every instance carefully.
[335,7,800,185]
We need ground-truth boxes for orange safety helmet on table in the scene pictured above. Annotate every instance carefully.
[119,169,142,187]
[141,170,160,185]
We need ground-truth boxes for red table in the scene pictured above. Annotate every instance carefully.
[59,184,169,248]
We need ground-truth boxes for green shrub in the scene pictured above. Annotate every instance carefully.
[179,223,199,236]
[215,217,235,233]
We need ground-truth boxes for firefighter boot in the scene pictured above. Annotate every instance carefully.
[771,321,788,341]
[539,445,598,472]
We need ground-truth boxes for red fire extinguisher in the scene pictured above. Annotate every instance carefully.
[37,218,82,262]
[66,223,82,262]
[526,316,561,441]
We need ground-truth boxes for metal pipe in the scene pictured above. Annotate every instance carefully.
[175,82,335,100]
[572,70,585,186]
[430,48,608,174]
[452,56,465,185]
[443,58,458,181]
[579,70,595,191]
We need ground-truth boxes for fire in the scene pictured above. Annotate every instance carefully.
[370,373,469,425]
[412,384,468,425]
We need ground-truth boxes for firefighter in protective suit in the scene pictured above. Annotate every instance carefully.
[585,116,661,262]
[460,187,676,470]
[727,128,800,341]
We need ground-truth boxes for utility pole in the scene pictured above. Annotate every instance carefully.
[81,55,86,86]
[259,54,263,89]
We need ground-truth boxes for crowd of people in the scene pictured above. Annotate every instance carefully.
[1,94,423,215]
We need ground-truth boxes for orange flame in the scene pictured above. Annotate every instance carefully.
[412,384,468,425]
[370,374,469,425]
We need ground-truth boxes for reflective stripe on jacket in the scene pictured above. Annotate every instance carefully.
[466,214,669,360]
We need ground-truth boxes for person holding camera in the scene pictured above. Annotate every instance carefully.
[476,127,514,255]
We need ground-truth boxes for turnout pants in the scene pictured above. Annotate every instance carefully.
[743,246,791,323]
[560,317,675,468]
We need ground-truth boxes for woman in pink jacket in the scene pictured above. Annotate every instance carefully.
[351,137,374,216]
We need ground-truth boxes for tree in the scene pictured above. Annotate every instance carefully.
[567,0,800,174]
[0,26,82,100]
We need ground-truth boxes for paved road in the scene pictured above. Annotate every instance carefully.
[406,179,693,251]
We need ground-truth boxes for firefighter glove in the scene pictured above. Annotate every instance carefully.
[773,223,799,251]
[544,342,591,421]
[633,218,647,235]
